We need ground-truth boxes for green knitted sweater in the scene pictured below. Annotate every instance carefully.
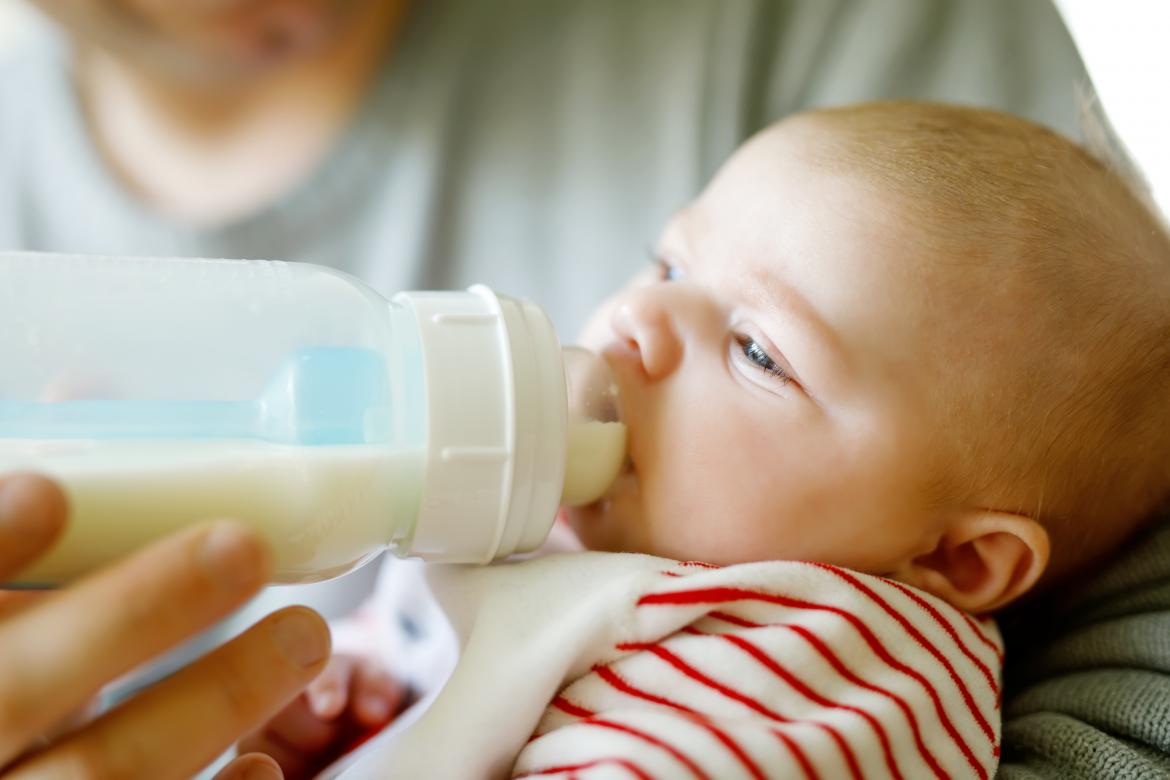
[999,514,1170,778]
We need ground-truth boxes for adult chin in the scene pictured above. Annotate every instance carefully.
[61,0,361,85]
[203,1,356,75]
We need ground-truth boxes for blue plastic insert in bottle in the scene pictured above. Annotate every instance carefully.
[0,347,392,445]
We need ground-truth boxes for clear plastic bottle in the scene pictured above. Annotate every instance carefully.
[0,253,626,584]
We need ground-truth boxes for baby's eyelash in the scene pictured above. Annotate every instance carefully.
[645,248,682,282]
[736,335,790,384]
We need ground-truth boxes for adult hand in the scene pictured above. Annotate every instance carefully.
[0,473,332,779]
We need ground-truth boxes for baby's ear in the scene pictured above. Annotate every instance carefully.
[894,512,1050,614]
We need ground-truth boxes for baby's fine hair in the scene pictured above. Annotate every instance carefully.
[804,101,1170,579]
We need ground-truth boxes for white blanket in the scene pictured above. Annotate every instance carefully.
[335,553,1002,780]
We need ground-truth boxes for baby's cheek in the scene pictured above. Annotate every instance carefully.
[637,480,721,561]
[651,457,800,564]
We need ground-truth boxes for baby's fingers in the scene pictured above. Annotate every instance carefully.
[350,661,407,727]
[213,753,282,780]
[246,694,339,755]
[237,699,334,780]
[304,654,358,719]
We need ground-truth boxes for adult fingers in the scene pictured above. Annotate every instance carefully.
[0,474,67,579]
[235,725,320,780]
[0,592,49,621]
[213,752,283,780]
[5,607,330,780]
[0,521,271,765]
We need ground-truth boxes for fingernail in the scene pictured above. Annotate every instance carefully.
[0,476,61,537]
[272,609,330,668]
[360,693,391,722]
[199,523,267,592]
[243,760,282,780]
[308,684,340,717]
[0,478,32,528]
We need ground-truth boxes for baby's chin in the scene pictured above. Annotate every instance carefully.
[563,468,644,553]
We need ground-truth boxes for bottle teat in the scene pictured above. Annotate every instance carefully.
[560,346,628,506]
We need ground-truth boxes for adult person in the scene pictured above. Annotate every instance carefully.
[5,1,1158,778]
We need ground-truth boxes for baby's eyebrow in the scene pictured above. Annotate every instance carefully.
[656,216,692,264]
[741,266,847,389]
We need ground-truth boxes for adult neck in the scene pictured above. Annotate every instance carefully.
[75,0,410,227]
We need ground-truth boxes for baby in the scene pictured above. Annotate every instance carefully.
[240,102,1170,779]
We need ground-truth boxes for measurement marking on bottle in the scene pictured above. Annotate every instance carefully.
[439,446,509,462]
[431,313,498,326]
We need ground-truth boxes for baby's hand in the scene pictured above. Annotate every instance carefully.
[237,652,407,780]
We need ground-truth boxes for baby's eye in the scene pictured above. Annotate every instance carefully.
[647,250,683,282]
[734,334,791,385]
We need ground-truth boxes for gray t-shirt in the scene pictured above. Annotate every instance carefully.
[2,0,1086,338]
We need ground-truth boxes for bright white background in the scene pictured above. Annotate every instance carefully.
[1055,0,1170,216]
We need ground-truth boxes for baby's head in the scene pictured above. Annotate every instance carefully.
[571,101,1170,614]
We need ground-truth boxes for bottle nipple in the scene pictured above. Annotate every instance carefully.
[560,346,627,506]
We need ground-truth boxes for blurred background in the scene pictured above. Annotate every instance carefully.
[0,1,40,50]
[2,0,1167,216]
[1055,0,1170,216]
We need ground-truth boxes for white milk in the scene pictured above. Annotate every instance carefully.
[561,420,628,507]
[3,422,626,584]
[1,440,424,584]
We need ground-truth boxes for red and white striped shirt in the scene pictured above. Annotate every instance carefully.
[333,553,1001,780]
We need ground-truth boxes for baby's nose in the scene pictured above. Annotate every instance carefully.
[609,290,684,380]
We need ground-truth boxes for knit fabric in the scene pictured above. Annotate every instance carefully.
[997,515,1170,779]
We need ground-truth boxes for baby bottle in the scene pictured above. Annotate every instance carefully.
[0,253,626,584]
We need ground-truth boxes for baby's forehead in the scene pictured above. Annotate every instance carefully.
[686,108,1113,352]
[707,119,832,192]
[695,128,996,296]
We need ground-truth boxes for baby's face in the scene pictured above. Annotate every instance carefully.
[571,124,964,574]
